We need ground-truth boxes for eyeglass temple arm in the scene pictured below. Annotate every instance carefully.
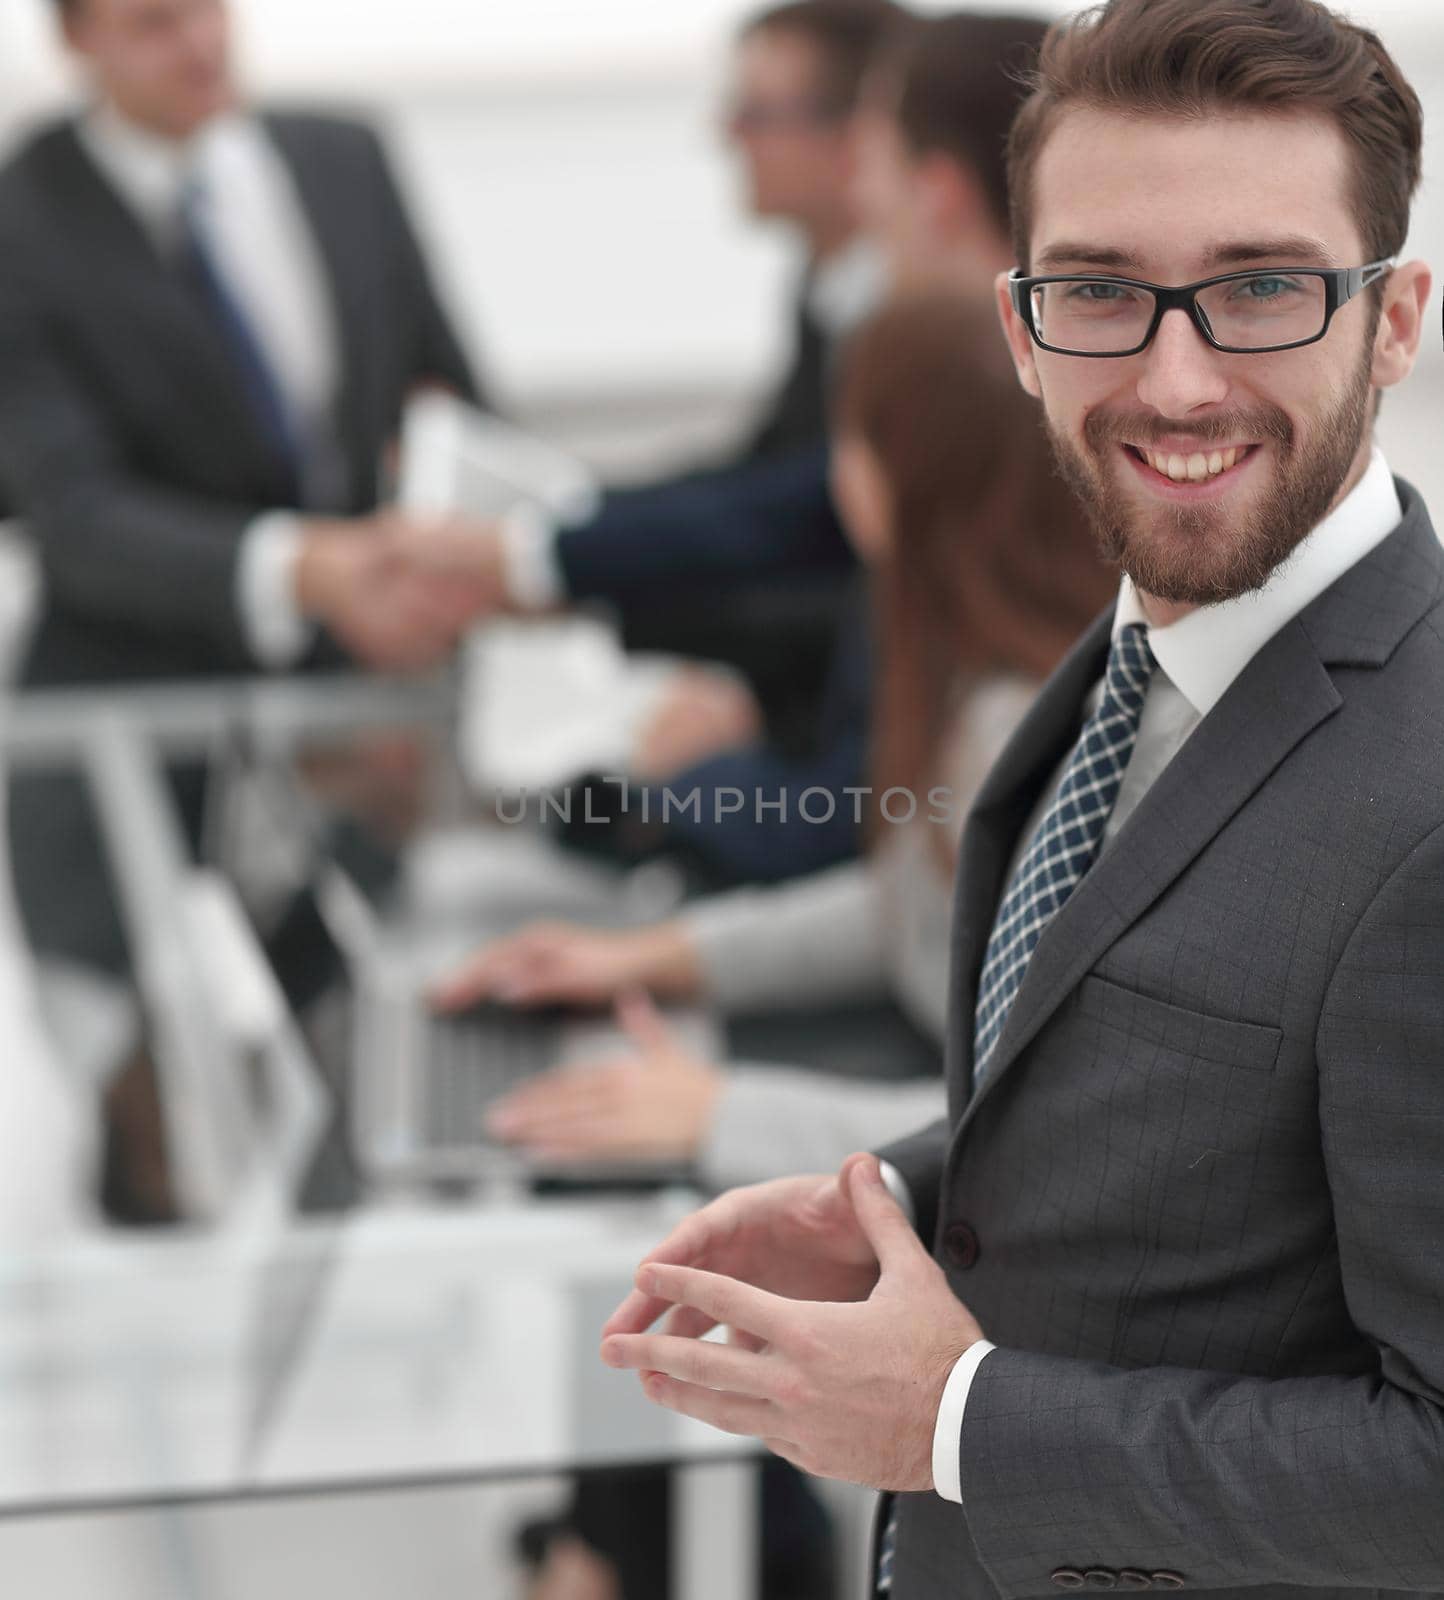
[1351,260,1396,294]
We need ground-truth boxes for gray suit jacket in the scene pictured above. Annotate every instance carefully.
[880,479,1444,1600]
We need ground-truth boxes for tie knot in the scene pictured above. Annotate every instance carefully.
[1105,622,1157,708]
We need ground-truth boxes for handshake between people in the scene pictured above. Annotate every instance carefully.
[598,1153,985,1493]
[293,508,515,674]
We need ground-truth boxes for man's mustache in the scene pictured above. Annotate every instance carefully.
[1083,409,1293,450]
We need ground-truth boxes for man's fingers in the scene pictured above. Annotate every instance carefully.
[844,1154,927,1277]
[601,1332,773,1399]
[663,1303,719,1341]
[602,1285,677,1339]
[599,1195,738,1337]
[639,1264,790,1347]
[634,1372,777,1441]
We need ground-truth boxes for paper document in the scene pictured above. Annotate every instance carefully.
[398,391,599,523]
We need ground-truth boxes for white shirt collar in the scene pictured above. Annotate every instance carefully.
[78,101,257,242]
[1113,446,1403,716]
[807,238,887,339]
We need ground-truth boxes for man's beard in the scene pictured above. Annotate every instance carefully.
[1045,344,1376,607]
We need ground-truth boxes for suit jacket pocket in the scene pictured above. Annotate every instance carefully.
[1077,972,1282,1074]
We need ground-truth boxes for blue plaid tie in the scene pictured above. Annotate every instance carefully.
[972,622,1157,1082]
[877,625,1155,1595]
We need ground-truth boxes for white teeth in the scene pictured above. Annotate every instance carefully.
[1139,445,1246,481]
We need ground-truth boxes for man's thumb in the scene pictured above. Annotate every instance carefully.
[845,1153,924,1275]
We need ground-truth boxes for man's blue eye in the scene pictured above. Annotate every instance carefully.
[1237,276,1299,300]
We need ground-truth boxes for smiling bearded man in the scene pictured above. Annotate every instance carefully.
[598,5,1444,1600]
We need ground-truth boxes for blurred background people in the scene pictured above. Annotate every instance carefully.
[434,291,1116,1600]
[0,0,498,1216]
[485,1,911,891]
[441,292,1113,1188]
[488,10,1057,894]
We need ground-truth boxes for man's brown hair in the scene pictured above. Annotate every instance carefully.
[882,12,1051,236]
[1006,0,1424,270]
[739,0,913,117]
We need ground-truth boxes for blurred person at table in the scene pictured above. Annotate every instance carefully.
[531,13,1057,896]
[0,0,495,1214]
[436,292,1114,1194]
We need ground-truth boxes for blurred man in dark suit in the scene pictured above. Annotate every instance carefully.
[0,0,495,1209]
[483,1,907,733]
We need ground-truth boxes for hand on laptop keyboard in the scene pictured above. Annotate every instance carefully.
[483,992,723,1165]
[428,920,704,1013]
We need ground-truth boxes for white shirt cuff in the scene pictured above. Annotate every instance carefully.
[237,512,314,668]
[932,1339,996,1503]
[879,1160,915,1225]
[498,504,566,610]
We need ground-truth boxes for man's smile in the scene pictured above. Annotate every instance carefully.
[1118,440,1263,499]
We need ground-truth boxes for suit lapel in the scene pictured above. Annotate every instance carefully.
[54,123,300,500]
[948,483,1442,1140]
[943,611,1113,1120]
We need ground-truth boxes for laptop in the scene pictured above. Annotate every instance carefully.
[313,837,717,1193]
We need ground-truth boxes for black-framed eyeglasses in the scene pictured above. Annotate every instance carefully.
[1008,260,1393,357]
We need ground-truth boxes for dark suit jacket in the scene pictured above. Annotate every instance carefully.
[0,110,483,971]
[555,444,848,607]
[733,285,830,468]
[880,480,1444,1600]
[0,110,483,688]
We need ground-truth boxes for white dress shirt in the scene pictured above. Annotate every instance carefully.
[497,238,888,611]
[79,103,339,668]
[919,446,1405,1504]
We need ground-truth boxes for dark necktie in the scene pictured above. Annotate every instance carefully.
[176,176,304,503]
[972,622,1158,1081]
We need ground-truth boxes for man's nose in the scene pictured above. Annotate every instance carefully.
[1134,307,1231,416]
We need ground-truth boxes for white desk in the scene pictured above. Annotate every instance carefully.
[0,1199,757,1599]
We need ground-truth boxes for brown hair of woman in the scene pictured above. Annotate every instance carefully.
[833,290,1117,852]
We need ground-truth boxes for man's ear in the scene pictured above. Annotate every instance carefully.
[1370,258,1432,393]
[995,269,1042,398]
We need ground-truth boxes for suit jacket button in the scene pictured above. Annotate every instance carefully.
[1150,1574,1186,1590]
[1084,1571,1118,1589]
[943,1222,980,1269]
[1051,1570,1087,1590]
[1118,1571,1153,1590]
